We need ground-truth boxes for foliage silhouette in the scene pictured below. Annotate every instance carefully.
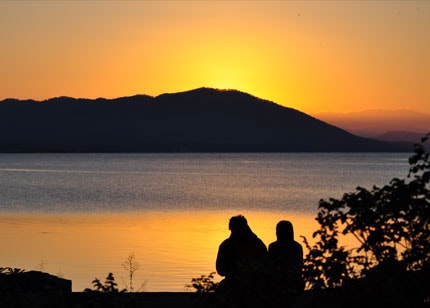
[0,267,25,275]
[186,272,219,293]
[0,267,26,295]
[84,272,126,293]
[301,133,430,305]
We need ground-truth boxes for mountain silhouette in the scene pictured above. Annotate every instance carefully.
[0,88,406,152]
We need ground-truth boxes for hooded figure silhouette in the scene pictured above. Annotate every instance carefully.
[268,220,304,291]
[216,215,267,289]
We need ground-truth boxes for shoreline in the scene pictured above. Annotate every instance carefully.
[2,292,211,308]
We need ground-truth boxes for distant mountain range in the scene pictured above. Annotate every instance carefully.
[0,88,409,152]
[314,110,430,144]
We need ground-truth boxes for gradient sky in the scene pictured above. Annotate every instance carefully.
[1,0,429,114]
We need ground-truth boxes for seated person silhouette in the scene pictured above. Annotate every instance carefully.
[268,220,304,292]
[216,215,267,293]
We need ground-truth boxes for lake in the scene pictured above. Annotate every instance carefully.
[0,153,410,291]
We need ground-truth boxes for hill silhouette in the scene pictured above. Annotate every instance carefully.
[0,88,406,152]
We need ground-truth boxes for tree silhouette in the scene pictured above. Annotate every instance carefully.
[302,134,430,304]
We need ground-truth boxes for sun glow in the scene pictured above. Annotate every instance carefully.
[0,210,318,292]
[1,1,429,114]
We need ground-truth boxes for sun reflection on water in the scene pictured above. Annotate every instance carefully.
[0,210,318,292]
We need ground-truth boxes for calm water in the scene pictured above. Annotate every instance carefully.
[0,153,410,291]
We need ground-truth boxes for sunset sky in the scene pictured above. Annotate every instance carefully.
[1,0,429,114]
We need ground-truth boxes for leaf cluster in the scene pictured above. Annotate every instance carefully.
[0,267,25,276]
[0,267,26,293]
[302,134,430,290]
[84,272,126,293]
[186,272,219,293]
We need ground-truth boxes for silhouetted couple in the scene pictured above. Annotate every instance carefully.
[215,215,303,307]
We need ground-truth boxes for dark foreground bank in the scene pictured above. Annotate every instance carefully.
[1,292,206,308]
[2,290,430,308]
[1,269,429,308]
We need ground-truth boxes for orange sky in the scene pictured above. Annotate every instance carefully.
[1,1,429,114]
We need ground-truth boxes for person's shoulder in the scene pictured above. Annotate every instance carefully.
[255,237,267,249]
[293,240,303,251]
[268,241,278,249]
[256,236,265,243]
[219,238,232,248]
[293,240,302,247]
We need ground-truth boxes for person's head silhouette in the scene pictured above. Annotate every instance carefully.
[276,220,294,242]
[229,215,248,231]
[228,215,254,239]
